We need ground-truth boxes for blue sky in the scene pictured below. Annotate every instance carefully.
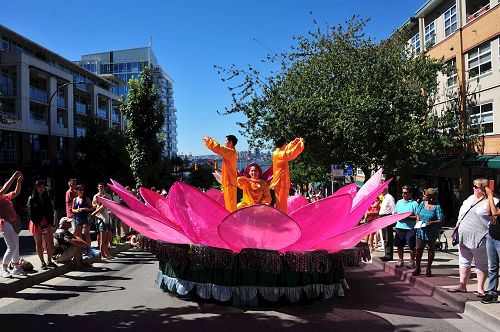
[1,0,425,155]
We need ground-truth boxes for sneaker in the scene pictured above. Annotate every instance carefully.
[40,262,48,270]
[1,269,12,278]
[481,294,498,304]
[407,261,416,269]
[395,260,405,268]
[11,266,27,276]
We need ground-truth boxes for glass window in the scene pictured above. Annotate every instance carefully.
[444,5,457,37]
[425,21,436,48]
[468,42,491,78]
[446,59,458,87]
[410,33,420,54]
[469,102,494,134]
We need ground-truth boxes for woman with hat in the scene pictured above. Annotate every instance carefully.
[412,188,443,277]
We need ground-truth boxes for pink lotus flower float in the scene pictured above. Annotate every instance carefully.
[100,169,409,305]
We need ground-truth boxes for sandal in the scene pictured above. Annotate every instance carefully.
[474,291,486,298]
[447,287,467,293]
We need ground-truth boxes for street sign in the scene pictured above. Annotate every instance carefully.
[344,165,353,176]
[331,164,344,177]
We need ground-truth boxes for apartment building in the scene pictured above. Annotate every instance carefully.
[76,47,178,158]
[403,0,500,181]
[0,24,123,196]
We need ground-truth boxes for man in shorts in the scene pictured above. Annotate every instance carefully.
[394,185,419,268]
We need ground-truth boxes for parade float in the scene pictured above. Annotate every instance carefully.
[99,169,409,306]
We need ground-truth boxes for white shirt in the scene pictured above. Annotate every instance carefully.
[379,193,395,215]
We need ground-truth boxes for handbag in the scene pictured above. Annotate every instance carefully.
[451,197,485,246]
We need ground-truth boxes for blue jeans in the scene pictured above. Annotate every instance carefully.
[486,235,500,295]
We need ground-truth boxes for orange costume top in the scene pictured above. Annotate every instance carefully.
[269,139,305,190]
[236,177,271,209]
[204,137,237,187]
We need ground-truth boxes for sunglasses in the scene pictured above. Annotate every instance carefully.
[473,185,481,189]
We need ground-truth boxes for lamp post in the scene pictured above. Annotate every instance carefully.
[47,80,84,200]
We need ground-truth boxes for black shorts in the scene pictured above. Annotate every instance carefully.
[394,228,416,249]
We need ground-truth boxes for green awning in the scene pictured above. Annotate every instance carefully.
[467,155,500,169]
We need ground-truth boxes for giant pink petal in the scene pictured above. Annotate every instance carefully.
[338,179,391,234]
[110,178,127,191]
[313,212,411,253]
[284,193,352,252]
[139,187,183,233]
[352,168,383,209]
[287,194,309,214]
[332,183,357,198]
[205,188,225,208]
[98,197,191,244]
[167,182,230,249]
[261,166,273,184]
[107,184,166,222]
[218,205,301,251]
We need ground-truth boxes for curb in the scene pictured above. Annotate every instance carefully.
[372,257,500,329]
[0,243,131,298]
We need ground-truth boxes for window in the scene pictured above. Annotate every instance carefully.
[444,5,457,37]
[470,102,494,134]
[468,42,491,78]
[446,59,458,87]
[425,21,436,48]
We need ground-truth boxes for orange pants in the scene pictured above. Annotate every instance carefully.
[223,185,237,213]
[274,186,288,214]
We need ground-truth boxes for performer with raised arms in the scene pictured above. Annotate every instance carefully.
[237,163,271,209]
[203,134,238,212]
[270,137,305,213]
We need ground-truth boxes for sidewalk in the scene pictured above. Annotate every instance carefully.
[0,231,131,298]
[370,227,500,330]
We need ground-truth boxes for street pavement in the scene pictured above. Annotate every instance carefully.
[0,249,491,331]
[371,227,500,331]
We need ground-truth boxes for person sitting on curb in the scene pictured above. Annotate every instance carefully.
[53,218,90,266]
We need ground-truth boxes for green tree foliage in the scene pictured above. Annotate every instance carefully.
[217,17,470,182]
[74,114,134,189]
[120,66,165,187]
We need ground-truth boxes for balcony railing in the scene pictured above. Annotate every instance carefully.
[467,4,490,23]
[57,96,66,108]
[97,107,107,119]
[30,116,47,125]
[29,86,48,103]
[0,83,16,96]
[75,102,88,115]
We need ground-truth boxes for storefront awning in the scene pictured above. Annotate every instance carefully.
[467,155,500,169]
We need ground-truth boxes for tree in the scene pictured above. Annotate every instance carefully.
[120,66,165,188]
[216,17,472,183]
[74,114,134,189]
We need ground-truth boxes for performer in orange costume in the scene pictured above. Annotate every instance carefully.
[202,135,238,212]
[270,137,305,214]
[237,163,271,209]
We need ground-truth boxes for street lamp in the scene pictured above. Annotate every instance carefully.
[47,80,85,200]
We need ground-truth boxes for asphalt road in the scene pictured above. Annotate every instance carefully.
[0,249,490,332]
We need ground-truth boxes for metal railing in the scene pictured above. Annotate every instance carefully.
[0,149,18,164]
[29,86,48,103]
[0,83,16,96]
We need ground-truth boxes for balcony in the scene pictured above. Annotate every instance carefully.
[97,107,107,119]
[0,83,16,96]
[57,96,66,108]
[29,86,48,103]
[75,127,86,137]
[75,101,88,115]
[467,4,490,23]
